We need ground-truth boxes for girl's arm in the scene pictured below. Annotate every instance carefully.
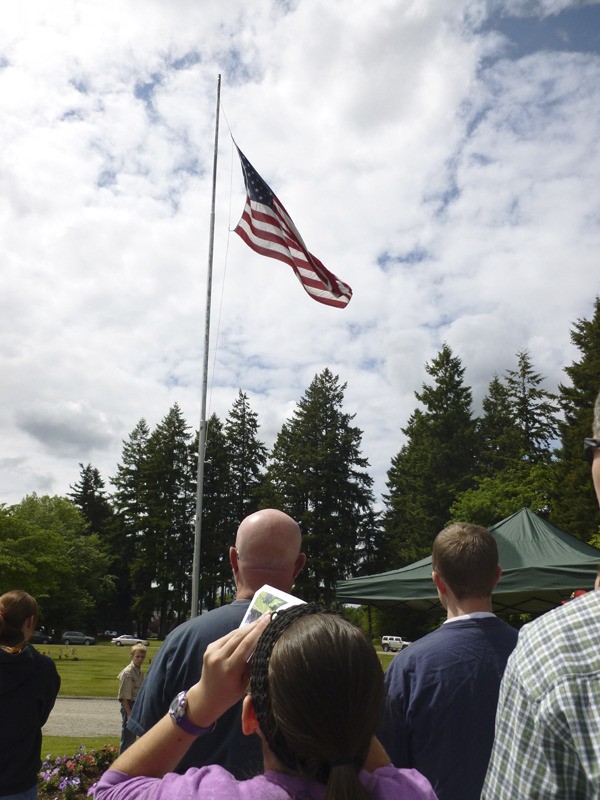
[108,615,270,778]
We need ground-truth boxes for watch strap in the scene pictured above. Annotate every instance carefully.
[169,690,216,736]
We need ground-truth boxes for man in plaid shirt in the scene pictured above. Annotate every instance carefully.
[482,391,600,799]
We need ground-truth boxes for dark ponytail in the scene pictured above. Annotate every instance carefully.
[0,590,38,647]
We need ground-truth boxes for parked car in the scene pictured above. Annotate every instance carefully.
[61,630,96,646]
[111,634,150,647]
[381,635,411,652]
[31,630,53,644]
[104,629,117,637]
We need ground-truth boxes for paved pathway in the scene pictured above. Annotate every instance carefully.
[43,697,121,737]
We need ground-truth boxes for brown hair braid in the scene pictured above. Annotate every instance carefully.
[250,603,383,800]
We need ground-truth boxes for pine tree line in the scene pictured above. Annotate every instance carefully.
[2,300,599,635]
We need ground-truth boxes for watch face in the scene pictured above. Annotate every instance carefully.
[168,690,216,736]
[169,691,187,723]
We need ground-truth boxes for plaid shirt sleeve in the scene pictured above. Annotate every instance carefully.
[482,595,600,799]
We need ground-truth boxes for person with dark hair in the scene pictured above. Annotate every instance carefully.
[379,522,517,800]
[483,391,600,799]
[93,605,436,800]
[128,509,306,778]
[0,589,61,800]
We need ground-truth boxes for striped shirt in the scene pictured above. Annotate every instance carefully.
[482,590,600,799]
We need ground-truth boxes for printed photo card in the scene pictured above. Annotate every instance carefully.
[240,584,305,626]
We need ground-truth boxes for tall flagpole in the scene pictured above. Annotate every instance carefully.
[191,74,221,618]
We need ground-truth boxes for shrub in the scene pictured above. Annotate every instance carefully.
[38,744,117,799]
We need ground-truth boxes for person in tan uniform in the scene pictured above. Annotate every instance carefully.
[117,644,147,753]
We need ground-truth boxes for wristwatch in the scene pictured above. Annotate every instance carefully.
[168,691,216,736]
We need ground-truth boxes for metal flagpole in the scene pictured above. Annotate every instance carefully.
[191,74,221,618]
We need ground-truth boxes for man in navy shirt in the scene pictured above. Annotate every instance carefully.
[379,522,517,800]
[128,508,306,779]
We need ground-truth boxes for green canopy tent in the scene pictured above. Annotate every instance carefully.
[336,508,600,614]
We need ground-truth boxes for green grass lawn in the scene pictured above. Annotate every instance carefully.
[36,641,162,697]
[38,643,393,762]
[378,652,395,672]
[41,735,119,759]
[36,640,395,697]
[35,641,391,697]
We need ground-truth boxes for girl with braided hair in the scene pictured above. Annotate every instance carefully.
[0,590,60,800]
[94,604,435,800]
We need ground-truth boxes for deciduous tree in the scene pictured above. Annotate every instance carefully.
[0,494,111,632]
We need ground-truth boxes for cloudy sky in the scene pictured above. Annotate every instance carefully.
[2,0,600,509]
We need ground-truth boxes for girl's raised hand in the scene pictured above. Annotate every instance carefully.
[185,614,271,728]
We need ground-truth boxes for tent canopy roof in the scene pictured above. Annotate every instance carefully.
[336,508,600,614]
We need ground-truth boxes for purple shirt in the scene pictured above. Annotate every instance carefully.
[94,765,437,800]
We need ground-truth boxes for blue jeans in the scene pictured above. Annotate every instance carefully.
[120,704,137,754]
[0,785,38,800]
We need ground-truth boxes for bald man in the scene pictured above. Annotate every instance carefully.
[128,509,305,778]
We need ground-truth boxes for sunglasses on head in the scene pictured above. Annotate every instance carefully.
[584,438,600,465]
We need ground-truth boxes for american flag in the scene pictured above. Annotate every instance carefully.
[234,147,352,309]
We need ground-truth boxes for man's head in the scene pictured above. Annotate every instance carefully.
[230,509,306,599]
[432,522,501,604]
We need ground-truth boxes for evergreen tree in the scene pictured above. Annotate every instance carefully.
[504,350,559,462]
[476,376,521,478]
[66,463,118,632]
[261,369,376,604]
[355,508,393,576]
[196,414,234,610]
[383,344,477,563]
[68,463,113,535]
[452,351,559,527]
[111,419,151,527]
[224,390,267,525]
[552,297,600,539]
[110,419,151,634]
[142,404,196,636]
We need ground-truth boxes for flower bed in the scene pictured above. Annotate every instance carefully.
[39,744,117,799]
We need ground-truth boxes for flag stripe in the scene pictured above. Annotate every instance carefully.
[233,147,352,309]
[236,223,349,308]
[237,211,351,301]
[236,201,352,306]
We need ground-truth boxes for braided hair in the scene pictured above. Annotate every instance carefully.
[250,603,383,800]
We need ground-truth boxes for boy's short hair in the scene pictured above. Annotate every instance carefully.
[432,522,499,600]
[130,643,147,656]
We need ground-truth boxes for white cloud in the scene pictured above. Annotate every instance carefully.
[0,0,599,509]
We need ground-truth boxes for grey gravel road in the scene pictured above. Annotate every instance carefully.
[43,697,121,737]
